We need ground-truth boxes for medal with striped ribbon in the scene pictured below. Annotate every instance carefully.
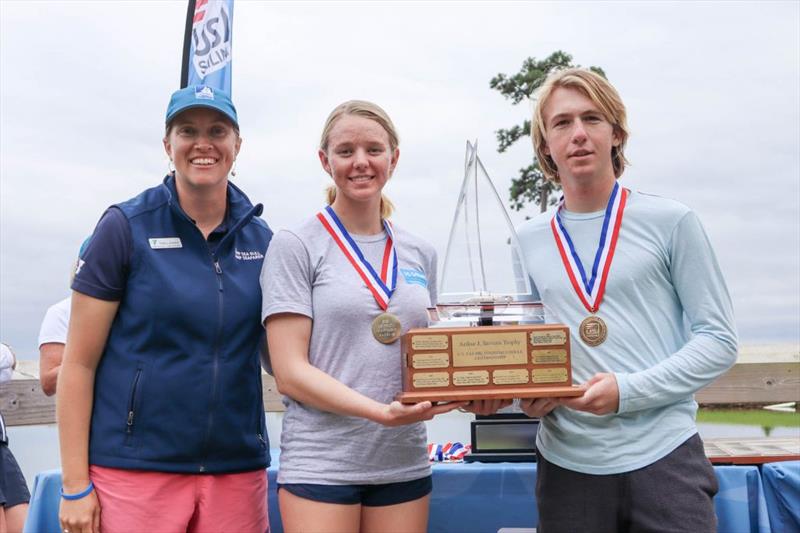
[317,206,401,344]
[550,182,628,347]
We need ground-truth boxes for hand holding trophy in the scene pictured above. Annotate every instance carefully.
[397,141,583,403]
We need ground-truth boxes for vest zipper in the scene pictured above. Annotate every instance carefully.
[199,253,224,472]
[126,369,143,435]
[188,201,261,472]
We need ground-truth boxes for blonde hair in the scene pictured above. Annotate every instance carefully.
[532,68,630,183]
[320,100,398,219]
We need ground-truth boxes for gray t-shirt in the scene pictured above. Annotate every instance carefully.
[261,215,437,485]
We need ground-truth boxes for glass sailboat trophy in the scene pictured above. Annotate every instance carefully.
[435,140,542,326]
[396,141,582,403]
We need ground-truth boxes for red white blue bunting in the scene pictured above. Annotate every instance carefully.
[428,442,471,462]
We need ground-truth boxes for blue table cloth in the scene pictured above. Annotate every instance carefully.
[429,462,770,533]
[23,468,61,533]
[762,461,800,533]
[712,465,771,533]
[429,461,538,532]
[24,457,772,533]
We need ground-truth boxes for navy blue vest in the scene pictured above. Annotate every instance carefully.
[89,176,272,473]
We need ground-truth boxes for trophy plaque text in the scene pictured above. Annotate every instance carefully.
[397,324,582,403]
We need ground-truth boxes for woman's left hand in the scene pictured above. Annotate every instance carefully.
[379,400,468,427]
[460,399,512,416]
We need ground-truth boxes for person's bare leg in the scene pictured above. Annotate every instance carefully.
[0,506,8,533]
[279,489,361,533]
[2,504,27,533]
[361,495,429,533]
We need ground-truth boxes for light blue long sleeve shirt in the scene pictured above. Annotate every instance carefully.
[517,190,737,474]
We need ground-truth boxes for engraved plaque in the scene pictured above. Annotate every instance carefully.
[412,335,449,351]
[413,372,450,388]
[532,368,568,383]
[452,332,527,367]
[412,352,450,369]
[530,330,567,346]
[398,325,580,403]
[532,349,567,364]
[493,369,529,385]
[453,370,490,386]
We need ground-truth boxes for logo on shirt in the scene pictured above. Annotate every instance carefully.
[74,258,85,276]
[235,249,264,261]
[400,268,427,288]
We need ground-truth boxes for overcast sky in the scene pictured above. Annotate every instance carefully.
[1,1,798,357]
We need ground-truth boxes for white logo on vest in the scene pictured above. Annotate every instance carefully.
[234,249,264,261]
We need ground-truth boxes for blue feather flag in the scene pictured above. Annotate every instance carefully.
[180,0,235,94]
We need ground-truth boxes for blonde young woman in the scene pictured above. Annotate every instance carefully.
[261,101,464,532]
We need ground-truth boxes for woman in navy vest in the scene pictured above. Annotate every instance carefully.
[57,86,272,533]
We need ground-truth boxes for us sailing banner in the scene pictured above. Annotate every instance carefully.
[180,0,235,93]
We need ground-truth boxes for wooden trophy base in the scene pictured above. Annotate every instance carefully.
[397,384,583,404]
[398,324,583,404]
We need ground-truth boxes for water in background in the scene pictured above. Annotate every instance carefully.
[9,411,800,490]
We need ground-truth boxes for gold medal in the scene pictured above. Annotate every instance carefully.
[579,315,607,347]
[372,313,402,344]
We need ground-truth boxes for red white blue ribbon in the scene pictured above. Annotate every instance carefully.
[550,182,628,313]
[427,442,471,462]
[317,206,397,310]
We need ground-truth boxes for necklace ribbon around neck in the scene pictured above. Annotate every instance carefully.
[317,205,397,310]
[550,182,628,315]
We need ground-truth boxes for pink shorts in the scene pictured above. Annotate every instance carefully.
[89,465,268,533]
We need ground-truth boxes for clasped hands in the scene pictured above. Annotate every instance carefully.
[463,372,620,417]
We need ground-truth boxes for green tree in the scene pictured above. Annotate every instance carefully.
[490,51,605,213]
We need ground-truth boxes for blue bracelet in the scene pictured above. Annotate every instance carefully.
[60,481,94,500]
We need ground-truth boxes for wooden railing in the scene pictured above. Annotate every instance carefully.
[2,344,797,427]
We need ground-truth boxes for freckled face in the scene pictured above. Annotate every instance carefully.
[542,87,620,185]
[318,114,398,207]
[163,107,241,190]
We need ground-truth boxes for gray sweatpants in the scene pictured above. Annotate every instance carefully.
[536,433,718,533]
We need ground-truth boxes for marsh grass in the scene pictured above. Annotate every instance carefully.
[697,409,800,427]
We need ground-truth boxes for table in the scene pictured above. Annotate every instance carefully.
[761,461,800,532]
[429,461,538,532]
[24,458,772,533]
[712,465,771,533]
[429,462,771,533]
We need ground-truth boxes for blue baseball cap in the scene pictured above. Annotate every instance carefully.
[165,85,239,128]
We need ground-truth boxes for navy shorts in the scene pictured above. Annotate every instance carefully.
[278,475,432,507]
[0,444,30,508]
